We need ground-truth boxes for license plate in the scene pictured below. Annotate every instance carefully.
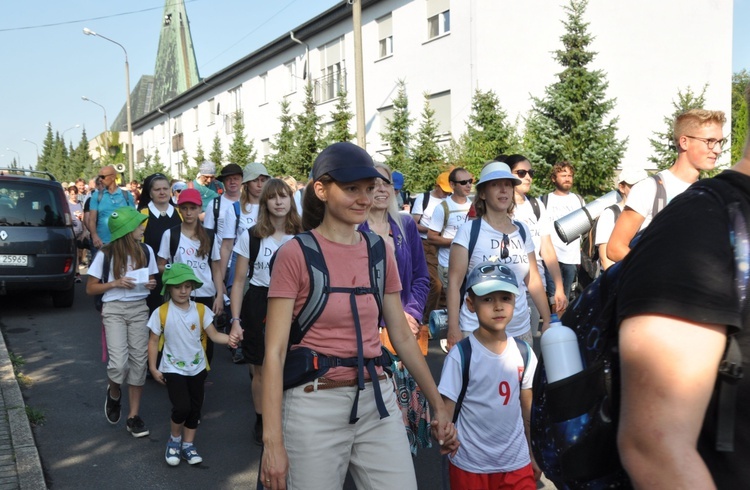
[0,255,28,266]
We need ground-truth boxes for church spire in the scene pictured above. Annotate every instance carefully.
[152,0,200,107]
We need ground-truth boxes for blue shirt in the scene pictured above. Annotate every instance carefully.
[90,188,135,244]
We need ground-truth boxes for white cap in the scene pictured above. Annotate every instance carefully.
[618,167,648,185]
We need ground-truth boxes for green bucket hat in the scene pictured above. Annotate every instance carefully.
[108,206,147,241]
[161,263,203,295]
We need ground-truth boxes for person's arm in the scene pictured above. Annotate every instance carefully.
[89,209,102,248]
[439,395,460,455]
[382,292,457,449]
[599,243,615,270]
[538,234,567,315]
[211,260,225,315]
[218,237,234,284]
[521,388,542,481]
[85,272,134,295]
[446,243,468,350]
[205,323,238,347]
[606,209,645,262]
[229,254,249,340]
[147,331,166,386]
[526,251,551,332]
[261,297,294,489]
[157,257,168,274]
[618,314,725,488]
[403,219,430,330]
[426,228,453,248]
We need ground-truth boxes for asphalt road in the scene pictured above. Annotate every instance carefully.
[0,279,554,489]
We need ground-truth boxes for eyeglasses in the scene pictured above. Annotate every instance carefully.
[500,234,510,260]
[477,262,513,276]
[685,135,727,150]
[451,179,473,186]
[513,169,535,178]
[174,189,183,194]
[97,173,114,179]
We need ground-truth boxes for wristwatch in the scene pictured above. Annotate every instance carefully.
[230,318,242,323]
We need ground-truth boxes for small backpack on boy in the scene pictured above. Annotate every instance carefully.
[157,301,209,370]
[530,177,747,489]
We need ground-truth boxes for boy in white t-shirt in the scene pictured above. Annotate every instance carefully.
[439,260,540,489]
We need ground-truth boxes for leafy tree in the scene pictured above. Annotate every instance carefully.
[325,89,354,145]
[409,93,447,192]
[461,89,519,176]
[209,133,223,173]
[524,0,627,198]
[380,79,413,174]
[292,84,322,180]
[648,85,707,170]
[732,70,750,164]
[266,98,297,177]
[227,110,257,166]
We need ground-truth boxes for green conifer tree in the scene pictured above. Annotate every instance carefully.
[267,98,297,177]
[380,80,413,174]
[325,89,354,145]
[524,0,627,197]
[227,110,257,166]
[409,94,447,193]
[209,133,223,172]
[648,85,707,171]
[731,70,750,164]
[37,124,55,172]
[462,89,519,177]
[292,84,321,180]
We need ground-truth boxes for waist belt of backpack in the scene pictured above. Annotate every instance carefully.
[328,284,390,424]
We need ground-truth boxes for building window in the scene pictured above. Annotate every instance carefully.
[260,73,268,104]
[229,85,242,112]
[377,14,393,59]
[285,61,297,94]
[173,114,182,134]
[160,122,166,141]
[261,138,270,158]
[426,0,450,39]
[208,98,216,125]
[193,106,199,131]
[429,90,451,135]
[315,37,346,103]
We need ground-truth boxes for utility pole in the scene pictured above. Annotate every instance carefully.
[352,0,366,150]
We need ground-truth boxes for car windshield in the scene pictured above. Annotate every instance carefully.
[0,182,65,226]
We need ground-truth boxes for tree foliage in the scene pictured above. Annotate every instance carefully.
[135,149,173,182]
[291,84,322,180]
[409,94,447,193]
[648,85,707,171]
[35,124,94,182]
[732,70,750,164]
[209,133,223,172]
[227,110,257,167]
[380,80,413,174]
[266,98,297,177]
[523,0,627,198]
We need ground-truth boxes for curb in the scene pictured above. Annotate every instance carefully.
[0,336,46,489]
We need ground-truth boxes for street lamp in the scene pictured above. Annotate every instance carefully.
[83,27,133,183]
[22,138,39,157]
[5,148,20,167]
[61,124,81,140]
[81,96,109,151]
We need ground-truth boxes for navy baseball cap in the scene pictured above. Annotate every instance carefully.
[312,142,389,183]
[466,260,520,296]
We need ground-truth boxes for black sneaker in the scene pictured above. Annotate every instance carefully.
[232,347,246,364]
[105,387,121,425]
[126,415,150,438]
[253,419,263,446]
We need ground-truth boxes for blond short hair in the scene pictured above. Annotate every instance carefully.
[673,109,726,148]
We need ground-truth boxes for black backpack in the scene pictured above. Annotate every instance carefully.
[578,204,621,288]
[168,225,215,264]
[530,178,747,489]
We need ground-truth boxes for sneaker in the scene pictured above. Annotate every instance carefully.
[165,439,181,466]
[126,415,150,438]
[181,445,203,465]
[232,347,246,364]
[105,387,121,425]
[253,419,263,446]
[75,273,82,283]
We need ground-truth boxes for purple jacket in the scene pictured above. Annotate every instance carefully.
[359,214,430,322]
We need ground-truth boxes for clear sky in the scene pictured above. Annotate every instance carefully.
[0,0,747,172]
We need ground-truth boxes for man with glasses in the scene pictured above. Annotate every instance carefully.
[89,165,135,250]
[427,167,474,291]
[607,109,726,262]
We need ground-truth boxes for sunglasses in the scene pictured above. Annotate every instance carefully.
[97,173,114,179]
[500,233,510,260]
[514,169,535,178]
[452,179,473,186]
[174,189,183,194]
[477,262,513,276]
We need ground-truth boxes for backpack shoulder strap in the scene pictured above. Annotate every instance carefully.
[361,230,386,322]
[513,220,527,244]
[528,196,541,221]
[513,337,531,379]
[289,231,330,345]
[213,196,221,225]
[158,302,170,352]
[247,226,260,281]
[423,191,431,211]
[540,193,549,207]
[575,193,586,208]
[452,336,473,424]
[169,225,182,261]
[233,200,241,236]
[611,204,622,221]
[651,174,667,217]
[100,250,110,285]
[459,219,484,300]
[122,189,131,206]
[196,302,209,371]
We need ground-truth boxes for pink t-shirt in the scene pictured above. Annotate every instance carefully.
[269,229,401,381]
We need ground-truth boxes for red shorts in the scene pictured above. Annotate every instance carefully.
[449,462,535,490]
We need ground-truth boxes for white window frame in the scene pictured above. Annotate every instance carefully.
[193,106,199,131]
[377,14,393,59]
[208,98,216,125]
[316,37,345,103]
[426,0,450,40]
[284,60,297,94]
[260,73,268,105]
[428,90,452,136]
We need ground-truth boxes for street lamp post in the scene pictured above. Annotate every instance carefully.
[22,138,39,159]
[83,27,133,183]
[81,96,109,152]
[61,124,81,140]
[5,148,21,168]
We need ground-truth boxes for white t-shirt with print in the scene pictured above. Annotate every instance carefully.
[411,191,445,240]
[625,170,691,231]
[453,219,534,337]
[88,244,159,302]
[438,334,537,473]
[513,196,554,283]
[147,300,215,376]
[203,195,239,239]
[544,193,584,264]
[233,231,293,287]
[157,229,222,298]
[427,196,472,267]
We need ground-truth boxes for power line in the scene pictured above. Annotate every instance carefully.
[0,0,200,33]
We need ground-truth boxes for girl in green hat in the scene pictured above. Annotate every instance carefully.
[85,206,159,438]
[147,263,240,466]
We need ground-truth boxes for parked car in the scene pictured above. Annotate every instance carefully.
[0,168,76,307]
